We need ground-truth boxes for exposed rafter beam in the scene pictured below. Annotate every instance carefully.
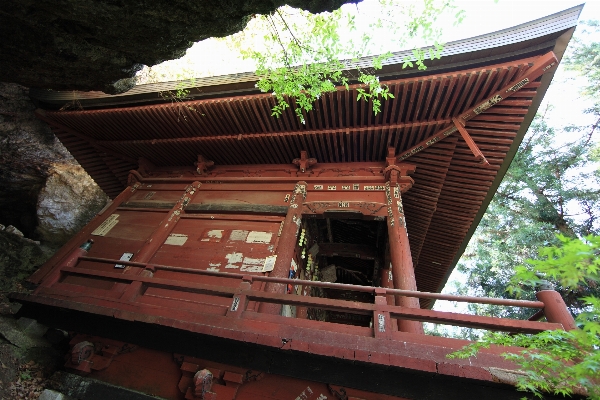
[397,51,558,162]
[91,119,452,147]
[35,109,138,165]
[317,243,378,260]
[452,117,490,166]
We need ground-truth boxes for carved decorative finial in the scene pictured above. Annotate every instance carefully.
[195,155,215,176]
[292,151,317,174]
[127,169,145,187]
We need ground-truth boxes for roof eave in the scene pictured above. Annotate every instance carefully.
[434,25,579,303]
[30,5,584,111]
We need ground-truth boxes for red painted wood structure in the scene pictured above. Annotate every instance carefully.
[13,6,583,400]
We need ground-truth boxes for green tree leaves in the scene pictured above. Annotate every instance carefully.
[565,21,600,103]
[509,235,600,297]
[449,236,600,400]
[565,21,600,178]
[454,19,600,320]
[447,22,600,398]
[228,1,458,122]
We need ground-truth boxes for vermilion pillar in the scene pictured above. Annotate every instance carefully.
[258,182,306,315]
[119,181,202,301]
[380,266,398,331]
[536,290,577,330]
[386,180,424,334]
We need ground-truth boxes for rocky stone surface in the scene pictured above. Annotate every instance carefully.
[1,0,355,94]
[0,314,64,400]
[0,83,109,245]
[37,164,108,246]
[0,82,73,239]
[0,230,49,293]
[0,83,106,400]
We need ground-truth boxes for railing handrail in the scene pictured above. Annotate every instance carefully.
[57,265,560,334]
[78,256,544,309]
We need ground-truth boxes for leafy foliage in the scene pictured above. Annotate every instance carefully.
[446,20,600,399]
[226,1,458,122]
[565,21,600,107]
[510,235,600,297]
[565,21,600,176]
[449,235,600,400]
[452,19,600,320]
[136,1,462,122]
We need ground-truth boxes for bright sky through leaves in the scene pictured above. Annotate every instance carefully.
[137,1,597,85]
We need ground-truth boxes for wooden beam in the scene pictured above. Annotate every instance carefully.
[94,119,452,147]
[35,109,139,164]
[452,117,491,166]
[317,243,378,260]
[397,51,558,162]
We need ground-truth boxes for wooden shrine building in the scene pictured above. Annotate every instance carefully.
[12,6,584,400]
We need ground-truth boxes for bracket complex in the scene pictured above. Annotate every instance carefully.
[196,155,215,176]
[383,148,416,188]
[293,151,317,174]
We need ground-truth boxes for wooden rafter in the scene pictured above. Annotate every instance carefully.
[396,51,558,162]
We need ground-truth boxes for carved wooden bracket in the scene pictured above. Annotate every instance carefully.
[383,148,416,185]
[293,151,317,174]
[195,155,215,176]
[137,157,156,177]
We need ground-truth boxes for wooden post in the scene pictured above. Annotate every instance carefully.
[380,266,398,331]
[536,290,577,330]
[119,182,202,302]
[258,182,306,315]
[373,288,392,339]
[386,181,424,334]
[226,276,253,318]
[35,239,94,291]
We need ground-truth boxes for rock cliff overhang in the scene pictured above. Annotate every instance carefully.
[0,0,355,94]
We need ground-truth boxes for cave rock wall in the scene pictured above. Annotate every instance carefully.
[1,0,355,94]
[0,83,108,246]
[37,163,108,246]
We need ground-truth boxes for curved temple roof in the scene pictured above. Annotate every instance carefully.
[32,5,582,304]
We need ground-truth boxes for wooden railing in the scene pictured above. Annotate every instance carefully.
[68,256,576,336]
